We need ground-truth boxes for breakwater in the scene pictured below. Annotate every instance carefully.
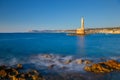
[85,27,120,34]
[64,27,120,34]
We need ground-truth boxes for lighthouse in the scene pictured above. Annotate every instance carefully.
[76,17,85,35]
[81,17,84,29]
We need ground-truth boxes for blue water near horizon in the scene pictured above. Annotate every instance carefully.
[0,33,120,57]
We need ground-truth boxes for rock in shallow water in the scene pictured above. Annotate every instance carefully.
[75,59,83,64]
[0,64,45,80]
[48,64,55,69]
[75,59,92,65]
[64,59,72,64]
[17,64,23,69]
[84,60,120,73]
[84,60,92,65]
[42,54,53,59]
[0,70,7,77]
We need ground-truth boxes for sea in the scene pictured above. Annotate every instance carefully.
[0,33,120,80]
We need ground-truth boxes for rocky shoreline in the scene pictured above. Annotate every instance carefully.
[0,64,45,80]
[84,60,120,73]
[1,54,120,80]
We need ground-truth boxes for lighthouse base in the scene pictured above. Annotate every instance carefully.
[76,29,85,35]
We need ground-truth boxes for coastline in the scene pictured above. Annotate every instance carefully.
[27,27,120,35]
[1,54,120,80]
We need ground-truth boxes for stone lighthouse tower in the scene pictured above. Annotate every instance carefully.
[81,17,84,30]
[76,17,85,35]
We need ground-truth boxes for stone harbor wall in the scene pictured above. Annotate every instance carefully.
[85,27,120,34]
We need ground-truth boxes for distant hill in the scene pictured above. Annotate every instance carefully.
[28,30,76,33]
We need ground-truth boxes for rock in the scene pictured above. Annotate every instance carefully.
[42,54,52,58]
[20,74,25,77]
[17,64,23,69]
[95,63,110,73]
[84,63,110,73]
[28,70,39,76]
[18,77,26,80]
[84,59,120,73]
[28,70,45,80]
[76,59,83,64]
[61,66,68,70]
[84,60,92,64]
[8,69,19,76]
[0,64,45,80]
[64,59,72,64]
[0,70,7,77]
[105,60,120,70]
[9,76,17,80]
[48,64,55,69]
[0,65,6,70]
[16,73,26,80]
[84,66,91,72]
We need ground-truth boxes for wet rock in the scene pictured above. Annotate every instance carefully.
[61,66,68,70]
[64,59,72,64]
[28,70,45,80]
[48,64,55,69]
[84,63,111,73]
[17,64,23,69]
[105,60,120,70]
[84,60,92,64]
[9,76,18,80]
[42,54,53,58]
[16,73,26,80]
[84,66,91,72]
[0,64,45,80]
[0,70,7,77]
[84,59,120,73]
[0,65,6,70]
[8,68,19,76]
[76,59,83,64]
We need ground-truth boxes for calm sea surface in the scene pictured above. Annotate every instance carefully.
[0,33,120,58]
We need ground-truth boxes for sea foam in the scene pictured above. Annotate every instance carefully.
[1,53,120,72]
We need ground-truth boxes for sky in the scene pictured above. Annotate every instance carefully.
[0,0,120,32]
